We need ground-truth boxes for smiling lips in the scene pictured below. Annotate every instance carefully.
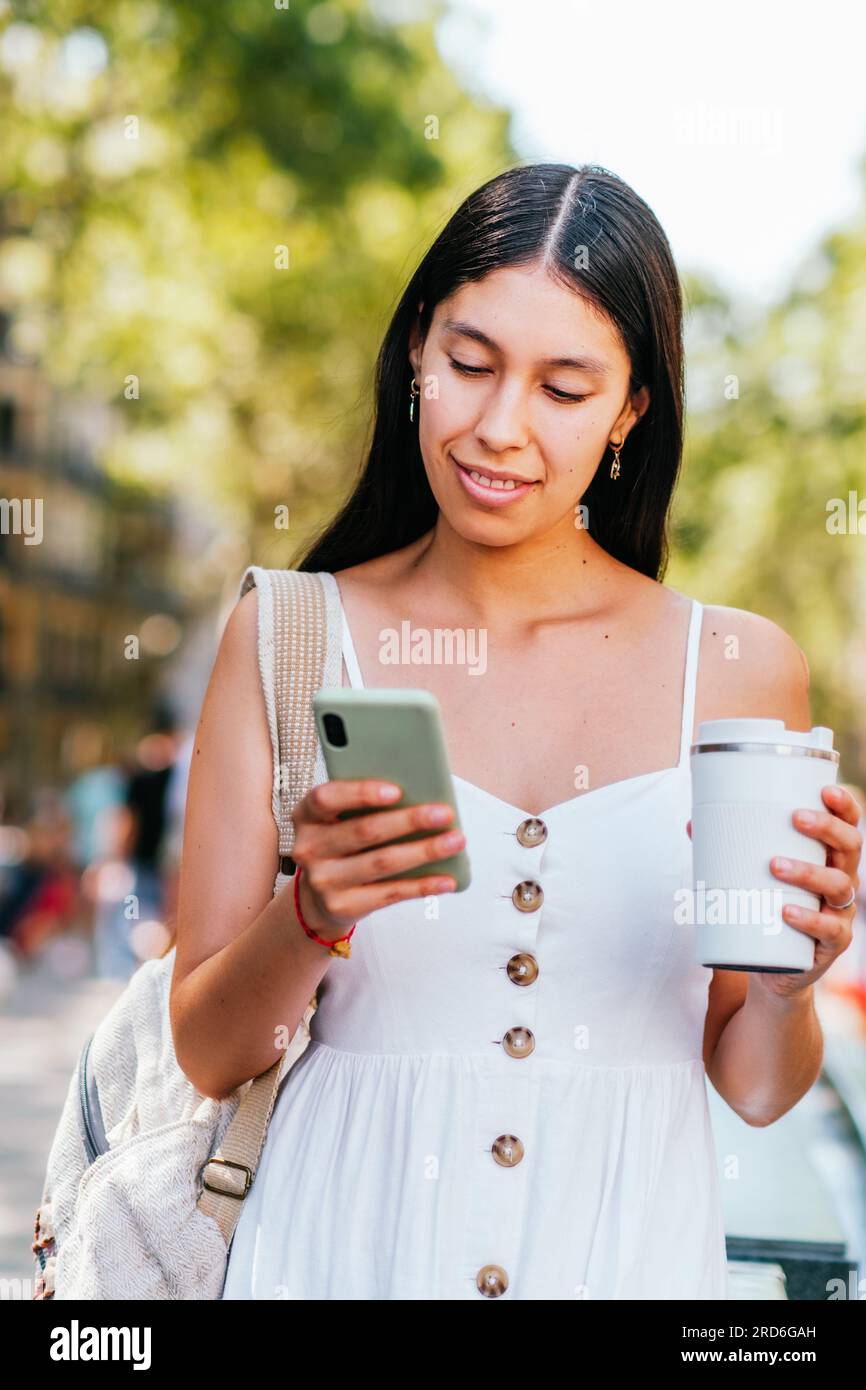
[452,455,538,507]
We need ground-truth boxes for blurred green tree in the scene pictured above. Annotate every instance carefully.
[0,0,516,562]
[670,154,866,777]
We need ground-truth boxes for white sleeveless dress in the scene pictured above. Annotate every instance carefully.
[221,582,730,1300]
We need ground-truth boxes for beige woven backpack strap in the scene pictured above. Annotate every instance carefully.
[198,567,329,1246]
[271,568,329,872]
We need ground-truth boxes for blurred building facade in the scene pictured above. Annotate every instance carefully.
[0,311,199,819]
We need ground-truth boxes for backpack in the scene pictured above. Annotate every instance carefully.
[31,566,344,1299]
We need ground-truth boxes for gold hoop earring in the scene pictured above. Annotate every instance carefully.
[609,437,623,480]
[409,378,420,423]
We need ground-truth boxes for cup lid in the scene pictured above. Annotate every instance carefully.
[693,718,835,752]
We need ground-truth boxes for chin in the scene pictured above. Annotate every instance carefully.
[439,503,536,548]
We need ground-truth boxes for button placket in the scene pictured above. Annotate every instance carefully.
[464,1068,534,1297]
[466,816,547,1298]
[500,814,546,1062]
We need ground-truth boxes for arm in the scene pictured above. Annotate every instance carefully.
[706,977,823,1127]
[169,585,335,1101]
[699,609,824,1126]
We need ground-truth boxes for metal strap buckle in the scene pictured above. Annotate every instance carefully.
[201,1156,252,1198]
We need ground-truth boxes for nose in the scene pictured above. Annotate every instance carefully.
[473,381,531,455]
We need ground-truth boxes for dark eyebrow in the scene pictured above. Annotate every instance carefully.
[441,318,611,375]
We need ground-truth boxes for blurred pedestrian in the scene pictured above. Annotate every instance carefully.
[90,705,183,979]
[0,793,79,962]
[61,722,127,874]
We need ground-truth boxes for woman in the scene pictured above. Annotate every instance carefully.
[171,163,862,1300]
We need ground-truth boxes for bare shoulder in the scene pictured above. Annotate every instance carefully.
[332,532,433,598]
[232,580,261,632]
[332,553,393,592]
[697,602,812,730]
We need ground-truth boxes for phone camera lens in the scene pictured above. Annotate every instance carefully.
[322,713,348,747]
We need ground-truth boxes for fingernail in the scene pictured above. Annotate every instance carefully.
[796,810,815,825]
[439,830,464,850]
[428,805,452,824]
[773,857,792,872]
[378,784,401,800]
[785,904,804,919]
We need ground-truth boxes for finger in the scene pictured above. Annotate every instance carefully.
[781,901,854,951]
[321,824,466,889]
[300,779,404,825]
[792,805,863,859]
[314,872,459,923]
[771,855,852,902]
[298,800,455,860]
[686,819,692,841]
[821,784,863,827]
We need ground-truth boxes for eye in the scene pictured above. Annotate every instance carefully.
[448,358,587,404]
[545,387,589,404]
[448,357,489,377]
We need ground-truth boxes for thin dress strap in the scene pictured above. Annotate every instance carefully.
[340,600,366,690]
[678,599,703,767]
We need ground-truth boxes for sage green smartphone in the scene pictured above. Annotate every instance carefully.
[312,687,471,892]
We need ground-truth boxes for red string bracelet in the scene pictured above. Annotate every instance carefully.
[293,865,356,959]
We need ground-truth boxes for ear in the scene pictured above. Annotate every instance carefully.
[632,383,650,424]
[408,306,425,378]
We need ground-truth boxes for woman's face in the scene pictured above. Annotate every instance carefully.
[409,263,649,546]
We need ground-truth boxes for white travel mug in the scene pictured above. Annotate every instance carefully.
[690,719,840,972]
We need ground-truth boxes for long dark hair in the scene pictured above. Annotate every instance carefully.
[296,162,685,581]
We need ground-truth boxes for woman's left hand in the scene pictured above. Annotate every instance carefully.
[761,783,863,999]
[687,785,863,1000]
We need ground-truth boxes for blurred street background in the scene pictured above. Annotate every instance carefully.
[1,0,865,1298]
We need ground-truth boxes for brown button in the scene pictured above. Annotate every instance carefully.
[506,952,539,986]
[476,1264,508,1297]
[491,1134,524,1167]
[501,1026,535,1058]
[512,880,543,912]
[516,817,547,848]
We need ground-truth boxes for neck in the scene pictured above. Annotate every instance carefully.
[403,512,627,625]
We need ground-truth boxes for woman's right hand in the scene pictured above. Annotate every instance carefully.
[289,780,465,941]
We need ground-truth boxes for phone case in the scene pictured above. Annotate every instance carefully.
[312,688,472,891]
